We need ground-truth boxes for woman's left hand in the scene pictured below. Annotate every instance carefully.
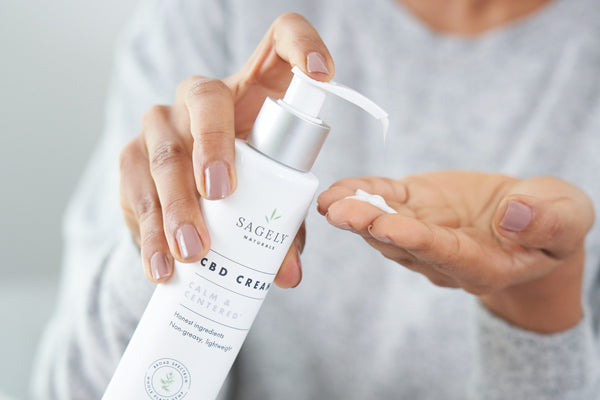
[317,172,595,333]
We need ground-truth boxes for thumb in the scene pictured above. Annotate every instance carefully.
[273,222,306,289]
[494,177,595,259]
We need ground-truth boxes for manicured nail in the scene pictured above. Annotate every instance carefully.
[176,225,203,259]
[500,200,532,232]
[151,252,171,281]
[335,222,354,231]
[374,235,394,244]
[292,247,302,288]
[306,52,329,75]
[204,161,231,200]
[368,226,394,244]
[295,246,302,270]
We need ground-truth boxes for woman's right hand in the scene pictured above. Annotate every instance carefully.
[118,13,334,286]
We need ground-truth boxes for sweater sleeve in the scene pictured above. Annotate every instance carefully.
[29,1,234,398]
[470,299,600,400]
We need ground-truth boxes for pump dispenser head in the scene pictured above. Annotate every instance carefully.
[283,67,389,134]
[248,67,388,171]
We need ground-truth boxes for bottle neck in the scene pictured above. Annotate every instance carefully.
[247,97,330,172]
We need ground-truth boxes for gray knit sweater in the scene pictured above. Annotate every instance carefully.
[31,0,600,399]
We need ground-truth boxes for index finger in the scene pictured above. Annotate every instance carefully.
[224,13,335,134]
[317,177,406,215]
[182,77,237,200]
[182,13,335,201]
[226,12,335,96]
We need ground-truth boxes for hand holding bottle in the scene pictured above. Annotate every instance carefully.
[317,172,595,333]
[118,13,334,285]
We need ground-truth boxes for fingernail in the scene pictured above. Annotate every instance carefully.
[306,52,329,75]
[335,222,354,231]
[368,225,394,244]
[176,225,203,259]
[151,252,171,281]
[500,200,532,232]
[295,246,302,270]
[292,247,302,288]
[375,235,394,244]
[204,161,231,200]
[316,203,326,216]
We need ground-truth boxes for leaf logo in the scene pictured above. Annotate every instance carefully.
[161,371,175,392]
[145,358,190,399]
[265,208,282,224]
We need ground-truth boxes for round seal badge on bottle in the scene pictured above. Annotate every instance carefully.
[145,358,191,399]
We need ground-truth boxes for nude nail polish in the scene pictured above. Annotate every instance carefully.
[150,252,170,281]
[500,200,532,232]
[291,247,303,288]
[335,222,354,231]
[306,51,329,75]
[204,161,231,200]
[102,67,387,400]
[176,225,203,259]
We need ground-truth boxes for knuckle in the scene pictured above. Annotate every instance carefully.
[195,129,230,147]
[274,12,305,27]
[292,33,323,49]
[410,233,434,252]
[141,104,170,130]
[186,78,230,103]
[118,140,141,174]
[140,225,166,252]
[543,214,563,243]
[335,177,364,189]
[119,192,134,215]
[162,196,194,220]
[134,194,161,224]
[193,130,233,161]
[178,76,199,94]
[149,141,187,174]
[272,13,322,49]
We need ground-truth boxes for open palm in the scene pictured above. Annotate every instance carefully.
[317,171,594,332]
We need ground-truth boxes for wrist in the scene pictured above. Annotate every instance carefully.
[479,250,584,334]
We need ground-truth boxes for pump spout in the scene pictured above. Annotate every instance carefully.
[284,66,389,137]
[248,66,389,172]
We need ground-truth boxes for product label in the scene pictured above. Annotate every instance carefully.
[103,144,318,400]
[177,248,276,333]
[149,247,279,395]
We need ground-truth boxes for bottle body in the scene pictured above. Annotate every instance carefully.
[103,140,319,400]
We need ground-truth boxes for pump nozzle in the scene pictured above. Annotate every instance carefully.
[248,66,389,172]
[283,66,389,137]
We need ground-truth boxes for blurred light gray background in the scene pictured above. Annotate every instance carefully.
[0,0,137,397]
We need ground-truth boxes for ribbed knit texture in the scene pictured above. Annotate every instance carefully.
[31,0,600,398]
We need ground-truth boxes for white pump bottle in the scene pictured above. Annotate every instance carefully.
[102,67,388,400]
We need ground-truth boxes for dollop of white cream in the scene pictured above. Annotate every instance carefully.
[344,189,397,214]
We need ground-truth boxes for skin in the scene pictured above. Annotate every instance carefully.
[401,0,552,35]
[119,13,333,288]
[317,173,594,333]
[119,2,595,333]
